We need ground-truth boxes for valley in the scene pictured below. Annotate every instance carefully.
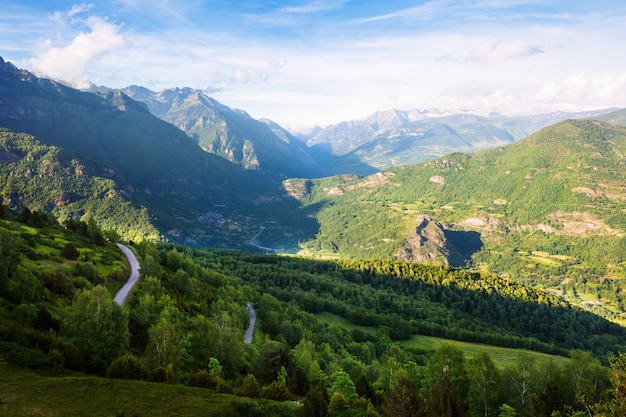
[2,55,626,417]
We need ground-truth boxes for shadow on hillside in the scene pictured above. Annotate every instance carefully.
[444,229,483,268]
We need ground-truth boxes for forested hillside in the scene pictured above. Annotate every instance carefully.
[0,128,159,241]
[2,207,626,416]
[297,119,626,321]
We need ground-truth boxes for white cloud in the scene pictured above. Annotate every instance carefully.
[533,73,626,110]
[466,40,543,63]
[49,3,93,23]
[29,8,125,89]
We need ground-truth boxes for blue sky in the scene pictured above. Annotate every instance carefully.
[2,1,626,130]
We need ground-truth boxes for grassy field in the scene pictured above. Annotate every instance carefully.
[0,359,298,417]
[315,312,570,369]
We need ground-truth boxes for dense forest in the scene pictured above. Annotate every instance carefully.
[2,207,626,416]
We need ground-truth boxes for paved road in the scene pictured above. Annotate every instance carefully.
[249,227,273,252]
[244,303,256,344]
[113,243,140,306]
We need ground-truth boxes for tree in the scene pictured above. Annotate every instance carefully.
[145,306,185,372]
[208,357,223,378]
[255,339,290,385]
[503,353,538,417]
[0,229,19,296]
[563,350,607,409]
[498,404,516,417]
[424,344,469,398]
[61,242,80,260]
[328,392,350,417]
[531,376,567,417]
[240,373,261,398]
[429,376,468,417]
[62,285,130,374]
[594,352,626,417]
[468,352,501,417]
[302,380,330,417]
[330,369,358,403]
[383,366,426,417]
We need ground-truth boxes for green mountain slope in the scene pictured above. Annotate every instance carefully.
[0,129,159,241]
[298,119,626,318]
[592,107,626,125]
[0,57,311,248]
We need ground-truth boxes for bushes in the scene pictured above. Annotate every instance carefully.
[106,354,148,381]
[61,243,80,260]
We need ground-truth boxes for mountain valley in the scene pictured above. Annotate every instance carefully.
[3,53,626,417]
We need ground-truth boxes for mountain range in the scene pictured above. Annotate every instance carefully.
[305,107,617,170]
[118,85,349,178]
[1,55,626,320]
[114,83,615,177]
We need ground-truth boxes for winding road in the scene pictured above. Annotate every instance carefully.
[113,243,141,306]
[113,242,256,342]
[244,303,256,344]
[249,227,273,252]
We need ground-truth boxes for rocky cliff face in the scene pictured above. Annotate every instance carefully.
[395,215,450,264]
[395,215,484,267]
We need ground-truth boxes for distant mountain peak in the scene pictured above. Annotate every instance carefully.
[122,84,331,178]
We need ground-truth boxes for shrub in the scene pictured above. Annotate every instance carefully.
[216,376,233,394]
[51,339,83,371]
[61,243,80,260]
[241,373,261,398]
[106,354,148,381]
[260,380,292,401]
[148,366,167,383]
[188,369,214,388]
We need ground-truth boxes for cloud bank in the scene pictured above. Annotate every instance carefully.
[3,1,625,129]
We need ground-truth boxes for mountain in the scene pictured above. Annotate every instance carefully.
[592,107,626,125]
[307,108,618,170]
[0,57,311,248]
[121,86,369,178]
[298,119,626,319]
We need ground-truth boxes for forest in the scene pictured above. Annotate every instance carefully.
[2,206,626,416]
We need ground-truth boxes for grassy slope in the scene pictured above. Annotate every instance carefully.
[315,312,570,369]
[0,361,297,417]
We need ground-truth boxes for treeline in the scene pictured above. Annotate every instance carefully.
[188,249,626,358]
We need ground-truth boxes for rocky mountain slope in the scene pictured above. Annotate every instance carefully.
[121,86,370,178]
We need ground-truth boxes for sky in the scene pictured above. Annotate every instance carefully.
[2,1,626,132]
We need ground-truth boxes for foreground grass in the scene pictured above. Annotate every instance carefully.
[315,312,570,368]
[0,360,296,417]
